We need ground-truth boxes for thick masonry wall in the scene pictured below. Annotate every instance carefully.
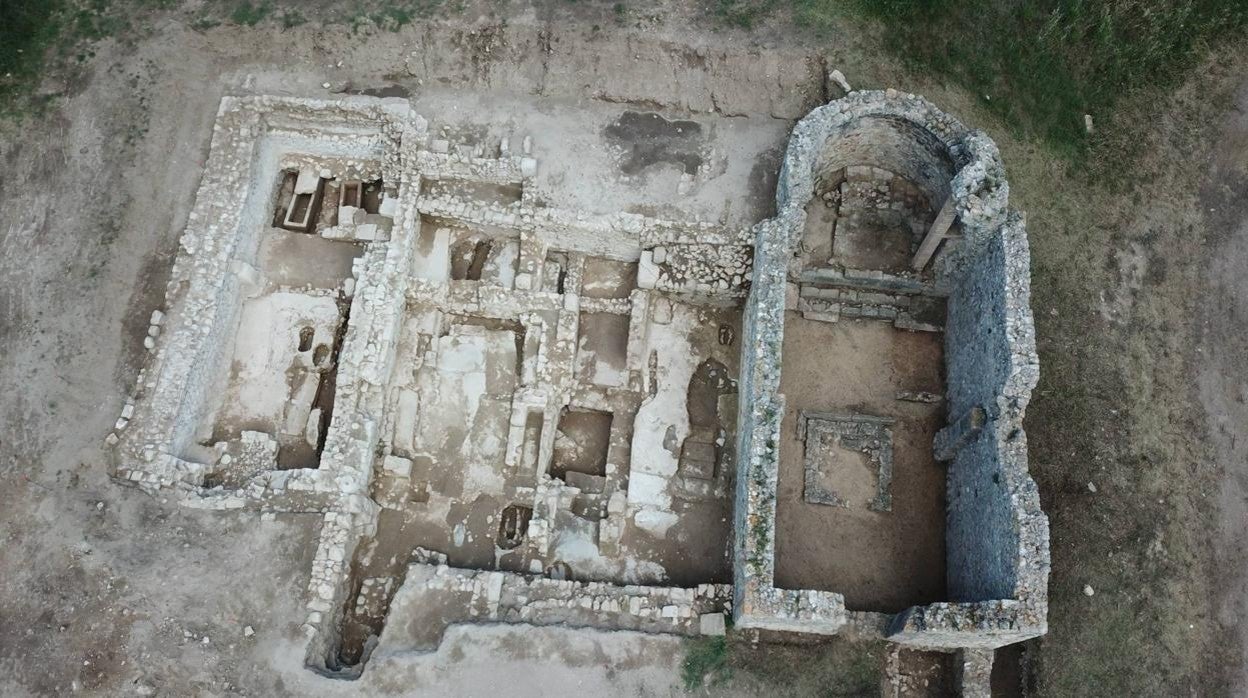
[300,105,427,672]
[372,563,732,658]
[942,214,1047,606]
[113,96,409,492]
[812,116,957,205]
[732,220,785,599]
[104,94,430,670]
[113,94,775,678]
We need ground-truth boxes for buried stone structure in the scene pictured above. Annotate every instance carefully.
[109,89,1047,681]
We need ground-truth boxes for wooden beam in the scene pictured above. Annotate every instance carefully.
[912,195,957,271]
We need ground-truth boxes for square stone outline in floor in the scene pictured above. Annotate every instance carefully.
[798,410,894,512]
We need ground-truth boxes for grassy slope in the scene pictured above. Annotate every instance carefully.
[718,0,1246,157]
[0,1,63,111]
[0,0,452,116]
[1011,69,1235,694]
[0,0,171,117]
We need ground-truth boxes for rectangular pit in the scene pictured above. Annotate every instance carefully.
[580,257,638,299]
[574,311,630,388]
[552,407,614,480]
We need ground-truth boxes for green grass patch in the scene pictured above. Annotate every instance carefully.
[714,0,1248,157]
[1,0,174,115]
[681,633,883,694]
[335,0,449,33]
[370,1,440,31]
[1,0,65,106]
[230,0,271,26]
[279,8,306,28]
[713,0,775,29]
[681,636,730,689]
[847,0,1247,155]
[0,0,464,111]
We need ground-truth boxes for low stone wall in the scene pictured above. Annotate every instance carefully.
[110,95,418,494]
[110,89,1049,673]
[372,563,733,657]
[104,95,429,673]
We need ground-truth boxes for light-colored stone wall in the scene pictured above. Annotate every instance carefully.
[373,562,732,657]
[110,94,767,676]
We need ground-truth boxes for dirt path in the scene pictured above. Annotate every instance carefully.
[1200,77,1248,692]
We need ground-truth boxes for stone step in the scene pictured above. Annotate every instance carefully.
[799,266,948,297]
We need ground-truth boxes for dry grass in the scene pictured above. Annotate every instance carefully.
[702,9,1248,690]
[990,48,1247,694]
[715,0,1247,158]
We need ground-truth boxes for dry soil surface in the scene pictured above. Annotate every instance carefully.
[1201,78,1248,691]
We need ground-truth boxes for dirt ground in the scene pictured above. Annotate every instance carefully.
[992,48,1248,695]
[3,2,1248,695]
[774,316,946,613]
[1198,78,1248,690]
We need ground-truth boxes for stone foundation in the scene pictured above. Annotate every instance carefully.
[109,88,1049,680]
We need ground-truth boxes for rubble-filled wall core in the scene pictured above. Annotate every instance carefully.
[733,89,1049,647]
[108,88,1049,682]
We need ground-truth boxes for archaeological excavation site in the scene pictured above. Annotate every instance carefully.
[106,87,1049,690]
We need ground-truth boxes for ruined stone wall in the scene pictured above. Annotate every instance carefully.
[733,90,1048,648]
[732,214,852,633]
[732,220,784,606]
[117,94,781,676]
[811,116,958,205]
[170,136,383,463]
[773,90,1007,258]
[113,89,1050,668]
[112,96,410,492]
[302,509,379,676]
[373,563,733,658]
[124,102,264,476]
[298,105,428,672]
[103,95,431,672]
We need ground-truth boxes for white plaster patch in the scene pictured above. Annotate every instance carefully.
[216,291,341,435]
[551,526,667,584]
[626,303,701,520]
[632,508,679,538]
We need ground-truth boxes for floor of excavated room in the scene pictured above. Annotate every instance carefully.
[772,314,947,613]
